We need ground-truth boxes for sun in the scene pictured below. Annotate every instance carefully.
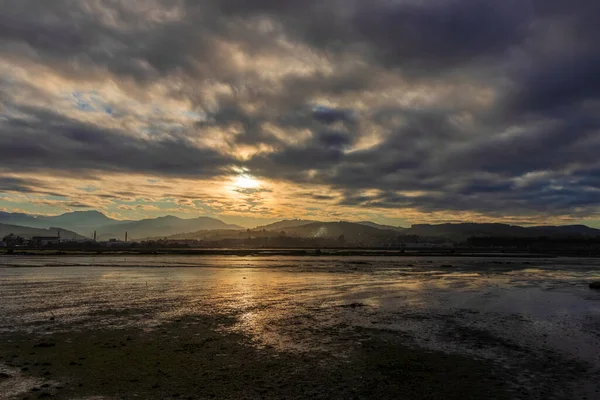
[234,174,260,189]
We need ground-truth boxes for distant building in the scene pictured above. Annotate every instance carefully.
[31,236,60,246]
[0,241,6,248]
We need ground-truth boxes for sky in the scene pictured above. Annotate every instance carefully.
[1,0,599,228]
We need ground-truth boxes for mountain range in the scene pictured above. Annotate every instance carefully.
[95,216,242,240]
[256,219,407,233]
[1,210,600,243]
[0,211,242,240]
[162,219,600,246]
[257,221,401,246]
[0,210,125,230]
[408,223,600,241]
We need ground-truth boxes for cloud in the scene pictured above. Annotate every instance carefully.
[0,0,599,224]
[312,107,354,125]
[0,104,236,178]
[66,202,95,208]
[350,0,532,72]
[0,177,41,193]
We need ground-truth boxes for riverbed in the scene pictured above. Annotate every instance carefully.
[0,255,599,399]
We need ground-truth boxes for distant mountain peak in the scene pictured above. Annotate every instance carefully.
[156,215,180,220]
[95,214,243,239]
[256,219,322,231]
[58,210,108,217]
[42,210,116,222]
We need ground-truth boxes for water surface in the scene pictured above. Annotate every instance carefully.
[1,255,599,397]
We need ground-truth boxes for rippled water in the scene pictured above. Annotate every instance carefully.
[1,255,599,381]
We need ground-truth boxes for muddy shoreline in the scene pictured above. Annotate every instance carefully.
[0,248,562,258]
[0,314,515,400]
[1,258,599,399]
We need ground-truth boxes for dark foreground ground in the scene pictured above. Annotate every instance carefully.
[0,314,513,400]
[1,256,599,399]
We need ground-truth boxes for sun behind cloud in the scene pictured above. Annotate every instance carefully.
[233,174,261,189]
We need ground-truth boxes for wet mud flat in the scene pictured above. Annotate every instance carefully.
[1,256,599,399]
[0,314,512,400]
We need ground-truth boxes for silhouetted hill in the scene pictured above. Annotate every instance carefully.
[189,220,600,246]
[407,223,600,241]
[268,221,399,246]
[527,225,600,237]
[40,210,123,228]
[256,219,321,231]
[0,212,46,228]
[256,220,406,233]
[408,223,527,240]
[0,210,124,235]
[97,216,243,240]
[2,210,599,244]
[156,221,402,246]
[160,229,249,241]
[357,221,406,232]
[0,223,86,241]
[0,211,242,239]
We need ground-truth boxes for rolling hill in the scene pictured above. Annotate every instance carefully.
[0,210,124,235]
[41,210,125,229]
[250,220,600,245]
[0,223,86,241]
[357,221,406,232]
[255,219,322,231]
[2,210,599,244]
[0,211,243,240]
[263,221,399,246]
[406,223,600,241]
[96,216,244,240]
[527,225,600,237]
[0,212,46,228]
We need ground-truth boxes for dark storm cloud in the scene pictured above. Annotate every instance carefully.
[316,131,353,148]
[0,0,530,85]
[338,181,600,218]
[499,0,600,115]
[0,14,88,53]
[0,177,42,194]
[248,108,459,186]
[0,105,235,178]
[198,103,360,149]
[212,0,531,71]
[1,0,600,218]
[248,101,600,215]
[351,0,531,71]
[447,113,600,176]
[66,202,96,208]
[312,107,354,125]
[506,50,600,118]
[0,0,267,83]
[310,194,336,201]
